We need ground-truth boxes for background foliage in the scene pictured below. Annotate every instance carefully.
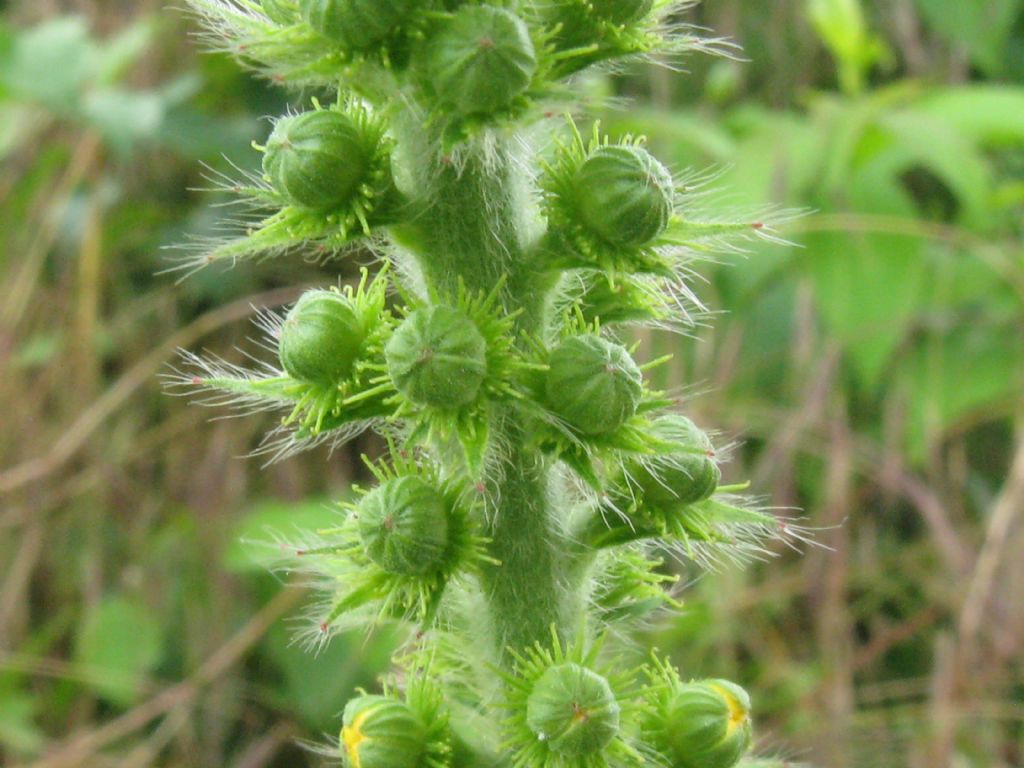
[0,0,1021,766]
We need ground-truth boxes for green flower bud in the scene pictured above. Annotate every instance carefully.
[385,305,488,409]
[340,694,427,768]
[262,109,372,212]
[660,679,752,768]
[526,663,620,756]
[573,145,674,249]
[299,0,416,49]
[636,415,720,507]
[260,0,295,24]
[589,0,654,25]
[358,476,450,576]
[425,5,537,115]
[544,335,642,436]
[278,290,365,385]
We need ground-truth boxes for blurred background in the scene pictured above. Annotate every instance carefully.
[1,0,1022,766]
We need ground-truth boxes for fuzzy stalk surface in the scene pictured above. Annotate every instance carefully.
[392,113,577,658]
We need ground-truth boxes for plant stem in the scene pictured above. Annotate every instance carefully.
[392,115,576,658]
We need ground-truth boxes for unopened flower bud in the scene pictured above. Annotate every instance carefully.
[660,679,752,768]
[526,663,620,756]
[262,109,372,212]
[278,290,365,385]
[358,476,450,576]
[544,335,642,436]
[385,305,488,409]
[299,0,415,49]
[636,414,720,507]
[589,0,654,25]
[425,5,536,115]
[573,145,674,249]
[340,694,426,768]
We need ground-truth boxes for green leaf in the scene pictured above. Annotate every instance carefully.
[224,497,341,573]
[896,321,1024,463]
[0,103,48,161]
[800,222,926,388]
[81,88,165,154]
[913,0,1023,75]
[806,0,884,93]
[264,623,396,731]
[0,17,95,111]
[74,595,163,707]
[875,109,994,230]
[93,19,155,85]
[916,86,1024,147]
[0,684,44,757]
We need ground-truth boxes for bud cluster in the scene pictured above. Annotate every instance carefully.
[176,0,800,765]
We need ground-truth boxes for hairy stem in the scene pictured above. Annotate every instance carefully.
[392,113,577,658]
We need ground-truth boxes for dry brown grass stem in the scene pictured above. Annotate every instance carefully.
[0,286,301,495]
[23,586,304,768]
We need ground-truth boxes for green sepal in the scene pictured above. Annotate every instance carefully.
[647,673,754,768]
[278,289,366,385]
[300,0,419,51]
[177,269,398,459]
[340,694,427,768]
[291,449,495,641]
[499,628,647,768]
[381,278,534,478]
[422,5,537,117]
[542,334,644,437]
[541,120,679,278]
[525,663,621,755]
[262,108,375,212]
[191,100,399,270]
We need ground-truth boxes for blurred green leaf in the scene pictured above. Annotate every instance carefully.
[74,595,163,707]
[0,684,44,757]
[806,0,884,94]
[870,109,994,228]
[800,226,925,387]
[913,0,1023,75]
[0,16,94,111]
[93,19,154,85]
[224,498,341,574]
[264,624,396,731]
[917,86,1024,147]
[0,103,47,161]
[11,332,63,369]
[897,321,1024,462]
[82,88,165,154]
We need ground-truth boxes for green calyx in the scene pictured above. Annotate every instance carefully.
[574,145,674,249]
[299,0,417,50]
[525,663,621,756]
[424,5,537,116]
[543,124,677,274]
[544,334,642,436]
[262,108,373,212]
[278,289,365,385]
[358,476,451,576]
[658,679,752,768]
[385,305,488,410]
[633,414,720,508]
[340,694,427,768]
